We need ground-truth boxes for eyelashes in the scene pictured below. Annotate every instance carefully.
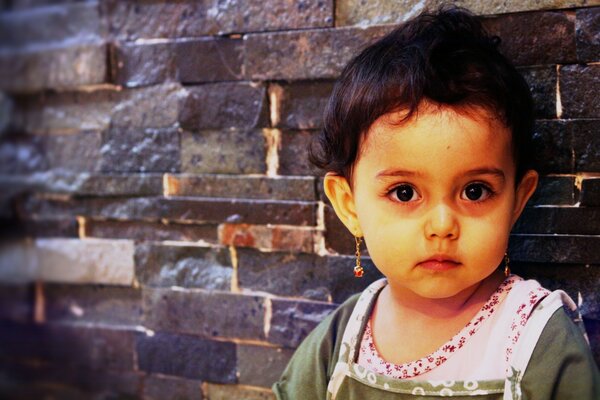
[387,182,496,204]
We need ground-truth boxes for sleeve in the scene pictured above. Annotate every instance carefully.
[520,307,600,400]
[272,295,359,400]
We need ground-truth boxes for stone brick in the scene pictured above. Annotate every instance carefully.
[0,283,32,322]
[271,81,334,129]
[237,345,294,387]
[135,243,232,290]
[180,82,269,131]
[529,176,575,206]
[268,298,337,348]
[509,234,600,264]
[165,174,317,201]
[8,218,79,239]
[335,0,592,27]
[0,43,108,93]
[206,383,276,400]
[84,218,219,243]
[482,11,576,66]
[322,255,383,303]
[0,2,103,49]
[43,130,103,172]
[531,120,573,174]
[219,223,314,253]
[19,195,317,225]
[0,238,135,285]
[279,130,320,176]
[136,331,237,383]
[181,129,266,174]
[324,203,354,254]
[560,64,600,118]
[576,7,600,62]
[45,284,142,326]
[580,177,600,206]
[572,119,600,172]
[244,25,392,80]
[518,66,557,119]
[143,374,203,400]
[104,0,333,39]
[0,134,47,173]
[143,288,265,340]
[513,207,600,234]
[0,321,136,370]
[100,127,180,173]
[112,38,244,87]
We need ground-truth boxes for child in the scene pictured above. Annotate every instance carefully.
[272,6,600,400]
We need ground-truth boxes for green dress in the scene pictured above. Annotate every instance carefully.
[273,278,600,399]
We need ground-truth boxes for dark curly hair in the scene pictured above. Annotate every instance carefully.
[309,6,534,186]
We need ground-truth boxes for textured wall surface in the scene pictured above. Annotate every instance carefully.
[0,0,599,398]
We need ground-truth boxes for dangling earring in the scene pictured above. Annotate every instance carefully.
[354,236,364,278]
[504,252,510,278]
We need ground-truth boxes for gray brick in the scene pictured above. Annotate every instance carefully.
[0,283,32,322]
[0,134,47,173]
[514,207,600,235]
[271,81,334,129]
[180,82,269,131]
[509,234,600,264]
[279,130,319,176]
[136,331,237,383]
[237,345,294,387]
[100,127,180,173]
[143,288,265,340]
[580,177,600,206]
[135,243,232,290]
[529,176,575,206]
[45,284,142,326]
[43,130,103,172]
[245,25,392,80]
[576,7,600,62]
[8,218,79,239]
[143,374,203,400]
[181,129,266,174]
[573,119,600,172]
[84,219,219,243]
[560,64,600,118]
[532,120,573,174]
[519,66,557,119]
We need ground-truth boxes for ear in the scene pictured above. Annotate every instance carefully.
[323,173,363,237]
[510,169,539,228]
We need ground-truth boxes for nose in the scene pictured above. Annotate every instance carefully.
[424,203,459,240]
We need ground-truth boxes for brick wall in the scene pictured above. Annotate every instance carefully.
[0,0,598,398]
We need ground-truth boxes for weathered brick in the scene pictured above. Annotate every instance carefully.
[0,238,135,285]
[136,331,237,383]
[112,38,244,87]
[180,82,269,131]
[19,195,317,225]
[0,134,47,173]
[236,249,382,302]
[514,207,600,234]
[529,176,575,206]
[268,298,337,348]
[0,43,108,93]
[0,321,135,370]
[135,243,232,290]
[580,177,600,206]
[143,374,202,400]
[84,218,219,243]
[43,130,103,172]
[335,0,592,27]
[165,174,316,201]
[560,64,600,118]
[270,81,334,129]
[482,11,576,66]
[100,127,180,173]
[532,120,573,174]
[206,383,276,400]
[143,288,265,340]
[45,284,142,326]
[572,119,600,172]
[576,7,600,62]
[509,234,600,264]
[518,66,557,119]
[244,25,392,80]
[237,345,294,388]
[324,203,354,254]
[279,130,319,176]
[0,3,103,49]
[0,283,32,322]
[8,218,79,239]
[219,223,314,253]
[181,129,266,174]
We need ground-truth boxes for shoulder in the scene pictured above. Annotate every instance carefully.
[272,293,361,400]
[521,302,600,399]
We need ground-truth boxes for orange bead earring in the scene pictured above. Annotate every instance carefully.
[354,236,364,278]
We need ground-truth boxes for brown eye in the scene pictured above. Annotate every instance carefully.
[392,184,417,202]
[462,183,492,201]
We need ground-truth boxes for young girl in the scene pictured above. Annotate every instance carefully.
[272,7,600,400]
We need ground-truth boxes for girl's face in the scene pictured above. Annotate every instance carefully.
[325,103,538,300]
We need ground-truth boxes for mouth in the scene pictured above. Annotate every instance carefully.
[418,255,461,271]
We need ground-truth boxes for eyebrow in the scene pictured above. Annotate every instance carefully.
[376,167,506,182]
